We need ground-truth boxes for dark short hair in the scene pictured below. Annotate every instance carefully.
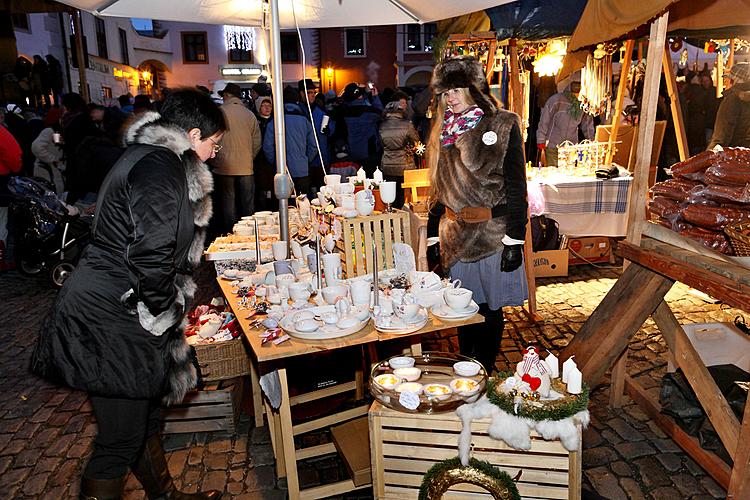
[62,93,87,112]
[283,86,299,104]
[160,88,226,139]
[133,94,152,111]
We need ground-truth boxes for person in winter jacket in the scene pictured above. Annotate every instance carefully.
[254,96,277,211]
[426,56,528,374]
[708,62,750,150]
[379,101,420,208]
[263,86,319,198]
[332,83,383,173]
[212,83,262,232]
[31,107,65,194]
[32,89,225,500]
[536,77,594,166]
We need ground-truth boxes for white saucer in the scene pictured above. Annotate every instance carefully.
[431,301,480,320]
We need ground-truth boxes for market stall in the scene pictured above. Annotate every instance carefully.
[560,2,750,497]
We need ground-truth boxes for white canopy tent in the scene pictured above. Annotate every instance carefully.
[57,0,513,240]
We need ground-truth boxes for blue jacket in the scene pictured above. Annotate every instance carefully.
[310,104,331,167]
[343,100,382,164]
[263,103,319,178]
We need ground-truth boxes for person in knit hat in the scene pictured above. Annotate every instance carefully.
[708,62,750,149]
[426,56,528,374]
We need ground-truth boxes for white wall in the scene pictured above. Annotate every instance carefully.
[14,13,68,91]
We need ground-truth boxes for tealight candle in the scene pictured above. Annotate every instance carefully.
[562,356,577,384]
[567,366,583,394]
[545,351,559,379]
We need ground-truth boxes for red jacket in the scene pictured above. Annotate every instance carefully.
[0,126,22,175]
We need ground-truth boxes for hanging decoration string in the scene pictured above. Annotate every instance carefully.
[224,25,256,52]
[578,43,617,119]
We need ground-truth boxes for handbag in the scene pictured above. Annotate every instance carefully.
[531,215,560,252]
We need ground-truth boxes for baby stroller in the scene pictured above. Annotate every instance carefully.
[7,177,92,288]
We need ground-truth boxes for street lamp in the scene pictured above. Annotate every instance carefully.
[326,66,334,93]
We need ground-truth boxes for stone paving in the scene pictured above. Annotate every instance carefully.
[0,260,740,499]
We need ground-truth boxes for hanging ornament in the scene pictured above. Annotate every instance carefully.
[532,38,567,77]
[669,38,683,52]
[578,44,615,118]
[224,25,256,52]
[419,457,520,500]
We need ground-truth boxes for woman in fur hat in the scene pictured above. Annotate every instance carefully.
[32,89,225,500]
[426,56,528,373]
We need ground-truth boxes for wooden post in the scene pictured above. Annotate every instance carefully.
[662,46,690,162]
[625,13,669,246]
[485,38,497,82]
[509,37,539,321]
[717,51,725,98]
[606,39,635,166]
[72,10,89,103]
[728,395,750,498]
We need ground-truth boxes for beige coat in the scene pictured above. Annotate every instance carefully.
[212,96,262,176]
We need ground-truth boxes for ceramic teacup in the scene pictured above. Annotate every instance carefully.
[395,303,420,322]
[321,284,348,305]
[444,287,473,311]
[324,174,341,186]
[288,282,311,304]
[272,240,288,261]
[349,280,371,306]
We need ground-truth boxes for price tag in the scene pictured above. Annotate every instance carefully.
[399,391,420,410]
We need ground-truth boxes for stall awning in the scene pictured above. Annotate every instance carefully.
[485,0,588,41]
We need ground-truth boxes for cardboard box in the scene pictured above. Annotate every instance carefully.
[331,416,371,487]
[567,237,612,265]
[532,249,569,277]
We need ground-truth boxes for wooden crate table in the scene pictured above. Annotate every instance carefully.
[334,210,411,278]
[218,278,484,500]
[369,401,581,500]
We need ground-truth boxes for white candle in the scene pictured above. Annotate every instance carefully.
[562,356,577,384]
[567,366,583,394]
[373,166,383,183]
[357,167,366,181]
[545,351,559,379]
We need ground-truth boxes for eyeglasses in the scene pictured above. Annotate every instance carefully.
[208,137,222,153]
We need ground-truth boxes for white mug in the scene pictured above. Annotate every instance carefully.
[290,240,303,259]
[272,240,288,261]
[324,173,341,186]
[350,280,371,306]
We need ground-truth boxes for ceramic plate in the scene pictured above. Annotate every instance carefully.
[279,305,370,340]
[431,301,480,320]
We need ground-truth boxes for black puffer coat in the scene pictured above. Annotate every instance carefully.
[32,112,213,403]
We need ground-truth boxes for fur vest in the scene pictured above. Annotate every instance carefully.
[434,109,517,269]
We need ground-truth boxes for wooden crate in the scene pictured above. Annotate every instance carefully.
[161,377,244,434]
[402,169,430,204]
[369,401,581,499]
[335,210,411,278]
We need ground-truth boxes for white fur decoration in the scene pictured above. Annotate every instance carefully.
[455,396,589,466]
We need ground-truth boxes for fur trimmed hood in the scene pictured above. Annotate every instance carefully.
[432,56,498,116]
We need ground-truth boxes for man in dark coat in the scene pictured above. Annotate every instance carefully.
[33,89,225,500]
[708,62,750,150]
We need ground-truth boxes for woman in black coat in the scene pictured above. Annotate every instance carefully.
[32,89,225,500]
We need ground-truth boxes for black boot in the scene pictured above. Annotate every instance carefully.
[79,476,125,500]
[132,434,222,500]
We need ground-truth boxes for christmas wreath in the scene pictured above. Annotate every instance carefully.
[419,457,520,500]
[487,372,590,421]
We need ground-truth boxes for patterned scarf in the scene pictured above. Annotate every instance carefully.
[440,105,484,147]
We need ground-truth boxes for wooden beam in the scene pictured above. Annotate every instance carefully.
[652,301,740,460]
[606,39,635,166]
[485,38,497,82]
[509,38,523,115]
[626,13,669,245]
[662,45,689,161]
[728,396,750,499]
[609,350,628,408]
[625,375,732,489]
[618,240,750,311]
[562,262,673,389]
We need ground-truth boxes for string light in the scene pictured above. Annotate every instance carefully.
[224,25,256,52]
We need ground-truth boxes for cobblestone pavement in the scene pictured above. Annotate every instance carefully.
[0,261,739,499]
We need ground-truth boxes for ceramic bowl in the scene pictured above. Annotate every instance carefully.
[389,356,415,369]
[453,361,482,377]
[321,312,339,325]
[336,315,360,329]
[393,367,422,382]
[294,319,319,333]
[395,382,423,394]
[292,310,315,323]
[321,284,348,304]
[450,378,481,396]
[424,383,453,401]
[374,374,400,389]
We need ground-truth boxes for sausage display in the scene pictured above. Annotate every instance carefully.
[648,196,682,220]
[681,204,750,231]
[703,160,750,186]
[670,150,716,179]
[688,184,750,204]
[650,178,702,200]
[678,226,734,255]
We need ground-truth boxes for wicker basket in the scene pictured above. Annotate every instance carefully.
[725,222,750,256]
[194,337,250,383]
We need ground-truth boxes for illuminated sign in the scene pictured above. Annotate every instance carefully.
[113,68,136,80]
[219,65,263,80]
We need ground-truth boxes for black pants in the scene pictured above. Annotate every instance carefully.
[85,395,161,479]
[457,304,504,373]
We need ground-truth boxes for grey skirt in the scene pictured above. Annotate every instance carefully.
[448,251,528,310]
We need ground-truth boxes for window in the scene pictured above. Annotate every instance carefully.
[119,28,129,66]
[95,17,108,59]
[182,32,208,64]
[228,48,253,63]
[102,86,112,99]
[345,28,365,57]
[11,13,30,32]
[280,33,299,63]
[405,23,437,52]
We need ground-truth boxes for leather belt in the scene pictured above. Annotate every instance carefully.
[445,204,508,224]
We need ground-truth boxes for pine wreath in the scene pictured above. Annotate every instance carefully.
[487,372,590,421]
[419,457,520,500]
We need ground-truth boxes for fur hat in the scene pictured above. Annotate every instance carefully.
[431,56,497,115]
